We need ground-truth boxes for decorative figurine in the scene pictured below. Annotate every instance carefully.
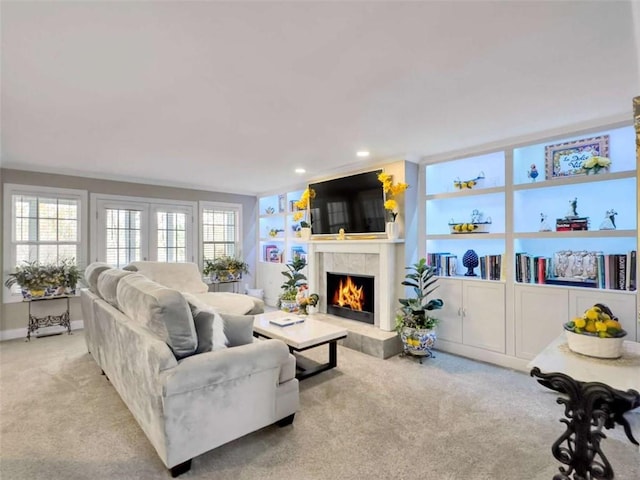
[462,249,479,276]
[599,209,617,230]
[566,197,578,218]
[527,164,539,182]
[539,213,552,232]
[337,228,346,240]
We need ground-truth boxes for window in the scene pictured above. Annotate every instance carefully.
[4,184,87,298]
[92,194,196,267]
[200,202,242,266]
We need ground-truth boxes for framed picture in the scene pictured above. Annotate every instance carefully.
[545,135,609,178]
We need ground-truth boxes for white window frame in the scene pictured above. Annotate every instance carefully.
[3,184,88,302]
[199,201,243,270]
[90,193,197,266]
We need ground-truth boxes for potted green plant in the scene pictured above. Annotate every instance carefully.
[203,256,250,283]
[395,258,444,360]
[278,257,308,312]
[5,258,81,298]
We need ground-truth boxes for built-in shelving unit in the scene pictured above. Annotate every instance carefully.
[422,121,638,368]
[257,188,309,306]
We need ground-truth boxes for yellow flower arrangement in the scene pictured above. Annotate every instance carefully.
[378,172,409,222]
[292,188,315,228]
[583,156,611,175]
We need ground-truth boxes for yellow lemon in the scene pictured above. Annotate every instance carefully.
[604,319,622,331]
[585,309,599,321]
[574,317,586,328]
[595,321,607,332]
[585,321,597,333]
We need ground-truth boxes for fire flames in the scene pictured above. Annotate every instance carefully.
[332,276,365,311]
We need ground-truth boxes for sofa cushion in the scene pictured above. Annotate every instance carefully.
[117,273,197,359]
[190,308,228,354]
[84,262,113,294]
[219,313,255,347]
[186,292,257,315]
[123,261,209,294]
[97,269,134,308]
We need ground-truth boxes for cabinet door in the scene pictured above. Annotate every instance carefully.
[257,262,284,307]
[569,289,638,342]
[515,285,568,360]
[435,278,463,343]
[462,282,505,353]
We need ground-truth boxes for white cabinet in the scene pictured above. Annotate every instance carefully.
[515,285,569,360]
[515,285,637,360]
[436,278,505,353]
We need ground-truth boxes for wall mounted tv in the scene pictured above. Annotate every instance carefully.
[308,169,386,235]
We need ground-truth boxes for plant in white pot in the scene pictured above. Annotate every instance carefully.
[395,258,444,360]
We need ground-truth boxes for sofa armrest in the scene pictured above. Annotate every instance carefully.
[162,339,291,397]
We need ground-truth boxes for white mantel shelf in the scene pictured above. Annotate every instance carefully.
[307,238,404,244]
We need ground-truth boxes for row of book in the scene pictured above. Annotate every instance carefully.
[514,251,637,291]
[426,252,503,280]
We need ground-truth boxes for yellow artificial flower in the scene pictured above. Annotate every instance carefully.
[384,199,398,211]
[583,157,598,169]
[390,182,409,196]
[293,211,303,222]
[596,156,611,167]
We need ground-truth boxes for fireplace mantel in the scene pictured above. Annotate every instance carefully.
[307,239,403,331]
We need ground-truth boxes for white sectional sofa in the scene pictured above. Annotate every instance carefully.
[80,262,299,477]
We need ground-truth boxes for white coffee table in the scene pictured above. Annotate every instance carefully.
[253,311,348,380]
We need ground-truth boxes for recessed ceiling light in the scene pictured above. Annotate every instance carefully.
[356,151,370,158]
[295,168,306,174]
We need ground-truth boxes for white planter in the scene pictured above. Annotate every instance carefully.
[564,328,626,359]
[386,222,398,240]
[300,227,312,240]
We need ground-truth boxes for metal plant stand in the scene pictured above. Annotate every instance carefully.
[530,367,640,480]
[26,295,72,341]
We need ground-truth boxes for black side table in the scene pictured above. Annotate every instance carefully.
[25,295,72,341]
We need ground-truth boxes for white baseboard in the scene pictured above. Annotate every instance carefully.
[0,319,84,341]
[435,339,531,373]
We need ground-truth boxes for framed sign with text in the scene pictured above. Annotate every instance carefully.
[545,135,609,179]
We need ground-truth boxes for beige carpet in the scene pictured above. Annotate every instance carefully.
[1,331,638,480]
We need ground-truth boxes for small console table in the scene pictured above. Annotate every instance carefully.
[25,295,72,341]
[529,334,640,480]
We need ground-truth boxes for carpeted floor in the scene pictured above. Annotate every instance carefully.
[1,331,638,479]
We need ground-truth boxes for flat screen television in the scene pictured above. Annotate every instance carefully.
[308,169,386,235]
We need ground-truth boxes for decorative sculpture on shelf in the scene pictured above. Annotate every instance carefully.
[566,197,578,218]
[599,209,617,230]
[539,213,552,232]
[337,228,346,240]
[527,164,539,182]
[462,249,479,277]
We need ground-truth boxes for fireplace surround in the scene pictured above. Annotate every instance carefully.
[307,239,402,331]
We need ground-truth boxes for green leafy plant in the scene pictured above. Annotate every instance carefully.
[278,257,308,306]
[395,258,444,331]
[4,259,81,290]
[203,256,250,277]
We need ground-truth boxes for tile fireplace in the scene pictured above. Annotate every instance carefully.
[307,239,401,331]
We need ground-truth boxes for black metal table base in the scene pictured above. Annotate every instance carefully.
[253,332,346,380]
[530,367,640,480]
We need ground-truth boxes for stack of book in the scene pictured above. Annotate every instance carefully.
[555,217,589,231]
[478,254,503,280]
[426,252,457,276]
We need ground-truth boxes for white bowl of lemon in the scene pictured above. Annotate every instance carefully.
[563,303,627,359]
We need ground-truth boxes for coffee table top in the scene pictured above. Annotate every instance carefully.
[254,311,348,350]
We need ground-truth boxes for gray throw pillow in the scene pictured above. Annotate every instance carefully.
[219,313,255,347]
[190,308,228,354]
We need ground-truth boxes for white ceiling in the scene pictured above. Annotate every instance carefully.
[2,1,639,196]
